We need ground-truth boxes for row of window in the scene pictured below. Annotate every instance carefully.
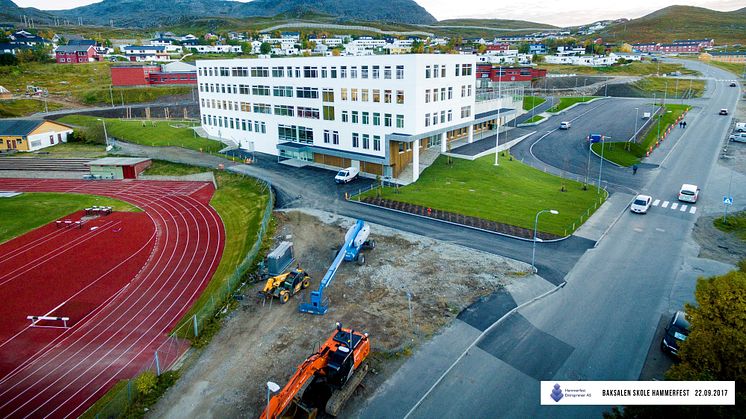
[279,125,314,144]
[424,63,473,79]
[424,110,453,127]
[424,85,470,102]
[202,114,267,133]
[340,111,403,129]
[340,88,403,104]
[200,64,406,80]
[350,133,381,151]
[199,83,319,99]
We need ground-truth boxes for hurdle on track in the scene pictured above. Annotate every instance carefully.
[27,315,70,328]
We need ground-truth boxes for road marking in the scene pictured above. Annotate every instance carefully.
[671,203,679,210]
[662,201,669,208]
[655,228,665,232]
[690,207,697,214]
[680,204,688,212]
[653,199,660,206]
[634,227,643,233]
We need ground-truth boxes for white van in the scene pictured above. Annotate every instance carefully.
[678,184,700,203]
[735,122,746,132]
[334,167,359,184]
[730,132,746,143]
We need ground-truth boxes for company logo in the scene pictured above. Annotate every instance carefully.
[551,383,564,402]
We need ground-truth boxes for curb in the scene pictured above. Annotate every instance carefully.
[544,96,607,116]
[593,192,639,248]
[348,199,571,243]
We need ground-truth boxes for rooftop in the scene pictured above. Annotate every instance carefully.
[0,119,45,136]
[86,157,151,166]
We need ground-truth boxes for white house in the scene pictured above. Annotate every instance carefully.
[185,44,243,54]
[196,55,516,182]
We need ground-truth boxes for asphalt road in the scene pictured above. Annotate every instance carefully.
[401,60,742,418]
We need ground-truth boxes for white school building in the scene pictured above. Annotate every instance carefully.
[196,54,520,182]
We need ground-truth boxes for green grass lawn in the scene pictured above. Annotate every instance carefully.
[141,161,270,331]
[592,104,690,166]
[360,154,606,236]
[714,211,746,240]
[0,99,63,117]
[702,60,746,78]
[523,115,545,124]
[17,142,108,158]
[0,192,139,244]
[523,96,546,111]
[76,85,193,106]
[542,61,699,76]
[58,115,225,152]
[632,77,705,99]
[546,96,596,113]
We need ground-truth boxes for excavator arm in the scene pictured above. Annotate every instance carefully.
[261,348,329,419]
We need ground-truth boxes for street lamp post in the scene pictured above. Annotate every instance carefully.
[495,65,502,166]
[97,118,108,147]
[531,209,559,273]
[266,381,280,419]
[597,136,606,193]
[633,107,639,143]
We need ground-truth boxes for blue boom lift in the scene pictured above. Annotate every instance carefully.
[299,219,375,315]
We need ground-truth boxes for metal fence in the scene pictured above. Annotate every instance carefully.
[89,178,274,419]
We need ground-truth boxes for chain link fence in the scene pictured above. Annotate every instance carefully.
[88,179,274,419]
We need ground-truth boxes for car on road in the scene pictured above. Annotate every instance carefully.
[334,167,359,184]
[719,109,729,115]
[661,311,690,358]
[559,121,571,130]
[730,133,746,143]
[678,184,700,203]
[630,194,653,214]
[730,82,738,87]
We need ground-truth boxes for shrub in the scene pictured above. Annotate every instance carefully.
[135,371,157,396]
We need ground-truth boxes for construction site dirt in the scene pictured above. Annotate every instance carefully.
[148,209,530,419]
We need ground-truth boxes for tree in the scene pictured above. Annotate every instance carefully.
[0,53,18,66]
[604,264,746,419]
[477,44,487,54]
[411,39,424,54]
[517,43,530,54]
[259,42,271,55]
[331,47,341,56]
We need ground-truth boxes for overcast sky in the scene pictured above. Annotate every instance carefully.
[13,0,746,26]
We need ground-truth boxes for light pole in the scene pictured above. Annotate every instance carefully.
[494,65,502,166]
[597,135,607,193]
[531,209,559,273]
[97,118,108,147]
[633,107,639,143]
[266,381,280,419]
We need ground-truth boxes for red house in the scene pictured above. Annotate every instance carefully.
[477,64,547,82]
[111,66,161,86]
[55,45,99,64]
[111,62,197,87]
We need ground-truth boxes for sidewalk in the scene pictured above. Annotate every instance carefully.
[573,192,635,242]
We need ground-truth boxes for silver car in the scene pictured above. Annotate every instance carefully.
[630,194,652,214]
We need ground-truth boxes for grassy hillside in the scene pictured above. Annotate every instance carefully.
[434,18,556,29]
[601,5,746,44]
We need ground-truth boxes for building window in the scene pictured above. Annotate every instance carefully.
[253,103,271,114]
[352,133,359,148]
[461,106,471,118]
[432,89,438,102]
[373,135,381,151]
[448,87,453,100]
[351,66,358,78]
[440,88,446,101]
[361,89,369,102]
[322,88,334,102]
[396,65,404,79]
[254,121,266,133]
[351,88,358,101]
[373,113,381,126]
[432,113,437,125]
[321,67,328,78]
[398,142,404,153]
[324,130,330,143]
[273,86,293,97]
[362,112,369,125]
[397,90,404,104]
[455,64,460,76]
[461,85,466,98]
[297,107,320,119]
[252,85,270,96]
[323,106,335,121]
[441,65,446,77]
[425,113,431,127]
[303,66,318,78]
[468,85,472,96]
[396,114,404,129]
[448,110,452,121]
[331,67,337,78]
[250,66,269,77]
[341,88,348,101]
[272,67,284,77]
[332,131,339,144]
[384,66,392,79]
[463,64,472,76]
[341,66,347,78]
[296,87,319,99]
[342,111,349,122]
[440,110,445,123]
[361,66,369,79]
[241,102,251,112]
[286,66,293,78]
[372,89,380,103]
[425,89,430,103]
[278,125,313,144]
[351,111,359,124]
[274,105,294,117]
[425,66,431,78]
[372,65,380,79]
[362,134,370,149]
[385,113,392,127]
[433,64,439,78]
[384,90,392,103]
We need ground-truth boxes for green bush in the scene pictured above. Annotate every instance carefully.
[135,371,157,396]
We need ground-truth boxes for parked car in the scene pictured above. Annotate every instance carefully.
[729,132,746,143]
[730,82,738,87]
[641,112,652,119]
[661,311,690,357]
[735,122,746,132]
[719,109,729,115]
[559,121,571,130]
[630,194,653,214]
[334,167,359,184]
[678,184,700,203]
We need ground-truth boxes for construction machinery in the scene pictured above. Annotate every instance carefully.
[260,323,371,419]
[299,220,375,315]
[259,268,311,304]
[25,85,48,97]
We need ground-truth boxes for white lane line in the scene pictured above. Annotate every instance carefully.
[653,199,660,206]
[655,228,665,232]
[680,205,688,212]
[690,207,697,214]
[671,203,679,210]
[662,201,670,208]
[634,227,643,233]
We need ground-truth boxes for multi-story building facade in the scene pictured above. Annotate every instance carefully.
[197,55,516,182]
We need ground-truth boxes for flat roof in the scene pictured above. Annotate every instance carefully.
[86,157,151,166]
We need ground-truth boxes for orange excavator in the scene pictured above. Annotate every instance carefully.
[261,323,371,419]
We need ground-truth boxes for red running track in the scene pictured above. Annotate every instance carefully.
[0,178,225,418]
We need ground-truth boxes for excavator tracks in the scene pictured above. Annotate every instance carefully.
[325,363,369,417]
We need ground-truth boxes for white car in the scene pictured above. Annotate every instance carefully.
[730,133,746,143]
[678,184,700,203]
[559,121,571,130]
[630,194,653,214]
[334,167,359,184]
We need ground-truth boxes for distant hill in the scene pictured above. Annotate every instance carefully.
[433,18,557,30]
[600,5,746,44]
[46,0,437,27]
[0,0,54,24]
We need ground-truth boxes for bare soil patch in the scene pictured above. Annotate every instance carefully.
[148,209,528,419]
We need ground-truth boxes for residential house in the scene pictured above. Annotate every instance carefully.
[111,61,198,86]
[0,43,33,55]
[9,30,48,47]
[55,45,99,64]
[122,45,172,62]
[185,44,242,54]
[529,44,547,55]
[700,51,746,64]
[0,119,73,152]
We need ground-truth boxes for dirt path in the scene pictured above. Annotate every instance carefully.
[148,209,529,419]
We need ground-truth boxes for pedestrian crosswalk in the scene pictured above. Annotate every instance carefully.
[651,199,697,214]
